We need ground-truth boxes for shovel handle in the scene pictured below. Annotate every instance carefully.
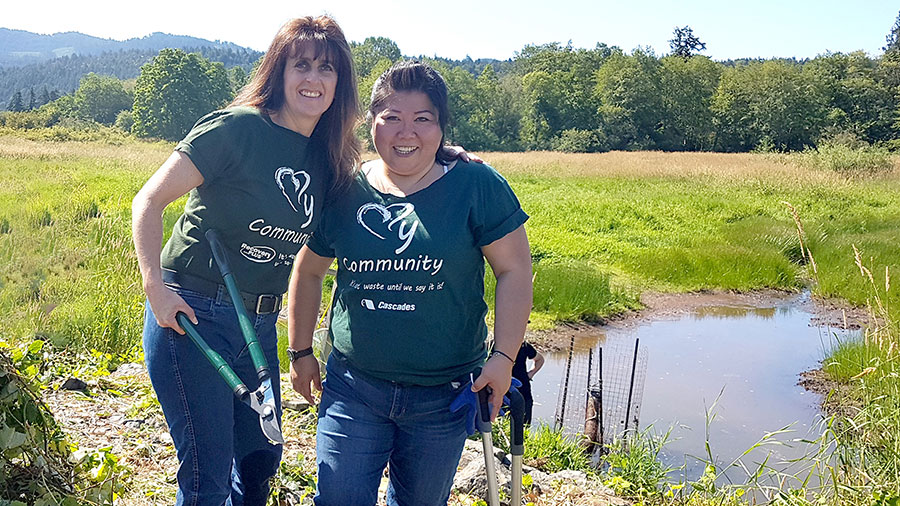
[507,388,525,455]
[205,229,270,383]
[476,387,493,433]
[176,312,250,403]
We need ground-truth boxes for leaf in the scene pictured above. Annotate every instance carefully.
[0,425,27,450]
[28,340,45,355]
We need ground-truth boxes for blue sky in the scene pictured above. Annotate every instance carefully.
[4,0,898,61]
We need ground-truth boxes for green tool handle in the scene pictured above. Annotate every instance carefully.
[205,229,270,383]
[176,312,250,403]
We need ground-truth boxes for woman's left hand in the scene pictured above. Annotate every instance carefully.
[446,145,484,164]
[471,354,513,421]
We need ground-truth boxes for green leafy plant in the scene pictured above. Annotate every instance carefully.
[0,339,127,505]
[600,427,671,500]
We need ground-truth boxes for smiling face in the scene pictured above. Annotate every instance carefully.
[371,91,443,178]
[277,46,338,136]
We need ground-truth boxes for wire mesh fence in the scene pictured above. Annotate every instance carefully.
[553,336,648,446]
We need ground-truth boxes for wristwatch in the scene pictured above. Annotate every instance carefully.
[286,347,314,363]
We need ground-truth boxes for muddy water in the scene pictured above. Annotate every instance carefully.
[530,291,861,481]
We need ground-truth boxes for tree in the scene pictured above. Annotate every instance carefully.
[658,55,722,150]
[27,87,36,110]
[594,48,665,150]
[471,65,523,151]
[73,73,132,124]
[514,42,611,149]
[669,26,706,59]
[352,37,402,77]
[38,87,51,108]
[7,91,24,112]
[519,70,565,149]
[427,60,488,149]
[883,10,900,54]
[356,58,394,150]
[711,60,827,151]
[229,66,249,94]
[807,51,897,144]
[132,49,232,140]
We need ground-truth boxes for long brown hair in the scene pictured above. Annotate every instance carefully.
[232,16,360,192]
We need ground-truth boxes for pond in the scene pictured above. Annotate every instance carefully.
[529,291,862,483]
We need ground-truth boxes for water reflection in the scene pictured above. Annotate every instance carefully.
[693,305,779,319]
[531,292,861,485]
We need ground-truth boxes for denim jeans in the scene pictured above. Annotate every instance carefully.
[314,351,471,506]
[143,285,282,506]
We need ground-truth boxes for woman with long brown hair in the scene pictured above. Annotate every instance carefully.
[132,15,359,506]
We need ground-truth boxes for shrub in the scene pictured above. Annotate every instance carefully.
[796,139,894,175]
[552,128,609,153]
[115,110,134,133]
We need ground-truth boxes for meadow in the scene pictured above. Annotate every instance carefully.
[1,134,899,504]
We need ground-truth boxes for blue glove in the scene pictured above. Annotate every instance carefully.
[450,381,479,436]
[450,377,524,435]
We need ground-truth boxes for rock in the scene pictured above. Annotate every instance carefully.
[123,419,146,429]
[110,362,145,378]
[60,377,88,391]
[452,438,628,505]
[157,431,173,445]
[453,451,509,500]
[283,399,312,411]
[548,469,590,487]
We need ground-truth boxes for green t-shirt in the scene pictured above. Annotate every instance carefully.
[161,106,330,295]
[307,161,528,385]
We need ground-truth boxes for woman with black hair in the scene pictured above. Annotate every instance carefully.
[288,60,533,506]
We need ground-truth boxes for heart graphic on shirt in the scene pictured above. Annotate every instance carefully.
[274,167,314,228]
[356,202,419,255]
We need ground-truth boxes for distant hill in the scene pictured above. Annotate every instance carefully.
[0,28,254,67]
[0,28,263,109]
[0,28,515,111]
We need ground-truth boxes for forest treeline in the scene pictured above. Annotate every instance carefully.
[2,18,900,153]
[0,45,263,110]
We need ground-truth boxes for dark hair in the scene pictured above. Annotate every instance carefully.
[368,60,455,164]
[232,16,361,191]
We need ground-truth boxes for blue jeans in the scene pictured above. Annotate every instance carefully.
[143,286,282,506]
[314,352,471,506]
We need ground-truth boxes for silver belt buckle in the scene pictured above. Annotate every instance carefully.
[255,294,279,314]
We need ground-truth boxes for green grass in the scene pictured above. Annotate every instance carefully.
[3,136,900,505]
[3,136,898,354]
[501,165,900,324]
[488,416,594,475]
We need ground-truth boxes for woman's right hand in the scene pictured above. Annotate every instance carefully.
[146,283,197,335]
[290,355,322,405]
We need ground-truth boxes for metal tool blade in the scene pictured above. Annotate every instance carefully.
[247,379,284,445]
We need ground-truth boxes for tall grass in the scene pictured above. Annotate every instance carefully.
[817,249,900,503]
[0,136,166,355]
[2,137,898,358]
